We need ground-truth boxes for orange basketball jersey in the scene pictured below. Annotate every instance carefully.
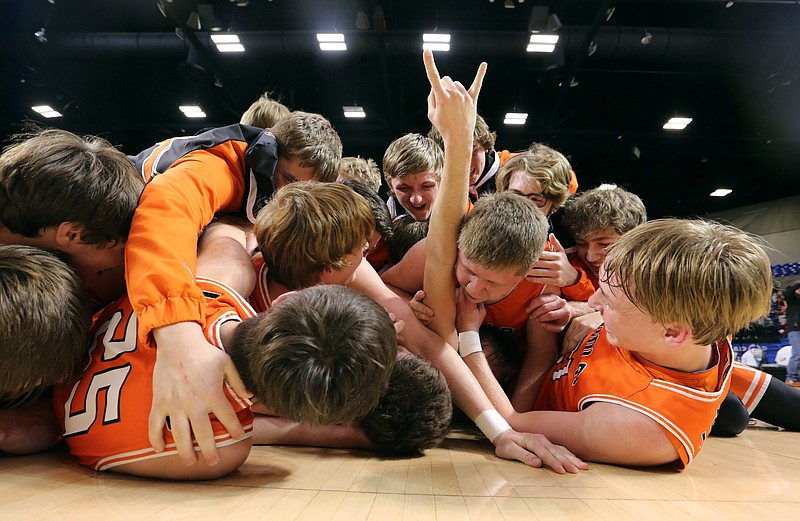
[534,325,733,469]
[53,277,256,472]
[729,361,772,414]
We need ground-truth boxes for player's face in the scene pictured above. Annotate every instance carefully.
[274,156,318,190]
[319,241,369,287]
[506,172,557,217]
[455,251,523,305]
[575,228,622,279]
[588,267,660,349]
[469,142,487,185]
[389,171,440,221]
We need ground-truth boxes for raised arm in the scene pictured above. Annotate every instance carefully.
[422,49,483,349]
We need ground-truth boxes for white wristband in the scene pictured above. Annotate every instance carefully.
[475,409,512,443]
[458,331,482,358]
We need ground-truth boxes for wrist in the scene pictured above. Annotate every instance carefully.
[475,409,512,443]
[457,330,482,358]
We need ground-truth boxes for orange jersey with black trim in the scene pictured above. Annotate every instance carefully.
[126,124,279,347]
[53,277,256,472]
[249,255,274,313]
[534,325,733,469]
[729,362,772,414]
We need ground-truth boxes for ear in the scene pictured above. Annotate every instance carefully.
[54,222,85,247]
[662,324,691,347]
[271,290,297,307]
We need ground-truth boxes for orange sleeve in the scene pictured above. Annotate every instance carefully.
[125,141,249,347]
[561,258,596,301]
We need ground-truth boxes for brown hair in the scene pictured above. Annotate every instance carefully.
[0,245,91,405]
[387,215,429,264]
[254,181,374,289]
[341,178,393,241]
[271,111,342,182]
[359,355,452,456]
[0,128,144,245]
[562,184,647,240]
[428,113,496,152]
[229,285,397,425]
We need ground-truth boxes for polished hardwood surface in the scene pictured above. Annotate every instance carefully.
[2,422,798,520]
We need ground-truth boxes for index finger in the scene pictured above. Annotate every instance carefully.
[422,49,445,95]
[468,62,488,100]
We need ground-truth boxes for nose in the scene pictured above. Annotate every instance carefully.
[467,277,487,298]
[409,191,423,205]
[587,289,603,312]
[586,244,605,264]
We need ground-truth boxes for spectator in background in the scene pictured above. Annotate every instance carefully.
[783,282,800,387]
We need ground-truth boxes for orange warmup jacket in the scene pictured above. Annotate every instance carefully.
[126,124,279,347]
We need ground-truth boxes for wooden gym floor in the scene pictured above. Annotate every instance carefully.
[2,421,799,520]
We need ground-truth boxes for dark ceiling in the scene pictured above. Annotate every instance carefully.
[2,0,799,219]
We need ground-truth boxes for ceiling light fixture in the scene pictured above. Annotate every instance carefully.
[423,33,451,52]
[504,0,515,9]
[504,112,527,125]
[663,117,692,130]
[317,33,347,51]
[343,106,366,118]
[527,34,558,53]
[179,105,206,118]
[211,34,244,52]
[710,188,732,197]
[640,31,653,45]
[31,105,61,118]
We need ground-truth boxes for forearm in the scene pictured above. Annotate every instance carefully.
[252,415,370,449]
[126,159,244,346]
[510,405,679,466]
[0,396,62,454]
[511,323,558,412]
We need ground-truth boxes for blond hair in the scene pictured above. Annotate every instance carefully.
[382,133,443,187]
[603,219,773,346]
[254,182,373,289]
[338,156,382,192]
[495,144,573,207]
[458,192,549,276]
[240,92,290,128]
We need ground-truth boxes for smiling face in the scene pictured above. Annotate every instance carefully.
[389,171,440,221]
[588,268,661,349]
[575,228,623,279]
[454,251,524,305]
[506,171,557,217]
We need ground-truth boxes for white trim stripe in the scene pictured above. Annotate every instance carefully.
[95,423,254,471]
